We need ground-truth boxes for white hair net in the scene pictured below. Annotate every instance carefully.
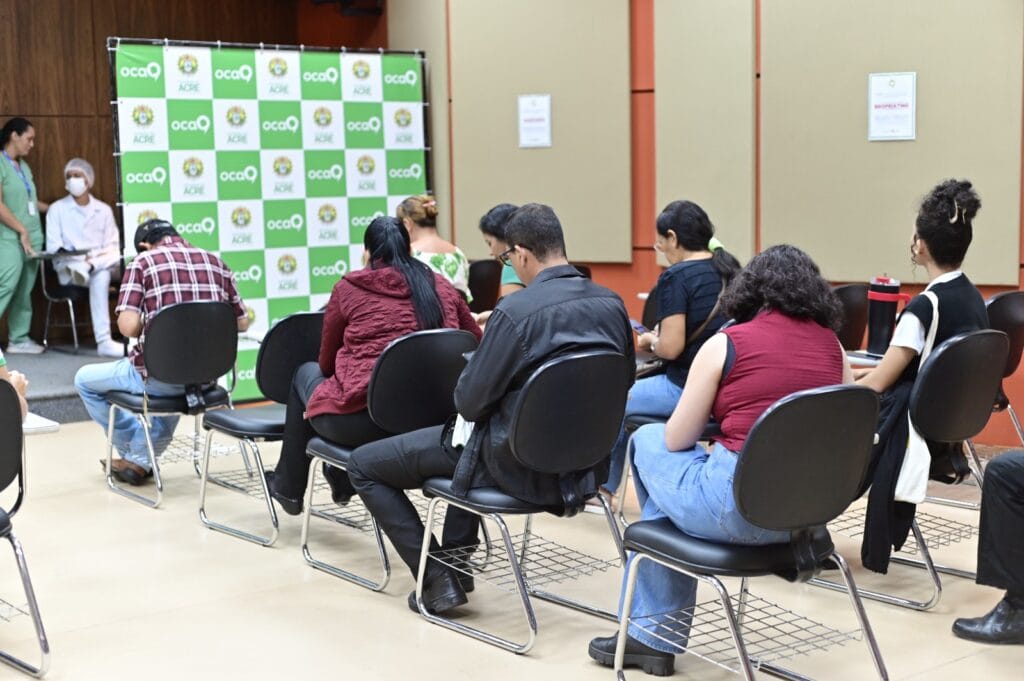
[64,158,95,187]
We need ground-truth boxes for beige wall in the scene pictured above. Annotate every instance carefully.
[761,0,1022,285]
[387,0,452,239]
[654,0,756,264]
[443,0,632,262]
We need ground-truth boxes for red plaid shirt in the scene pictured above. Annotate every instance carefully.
[116,236,246,375]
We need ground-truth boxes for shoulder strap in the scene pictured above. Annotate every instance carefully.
[918,291,940,366]
[686,277,727,345]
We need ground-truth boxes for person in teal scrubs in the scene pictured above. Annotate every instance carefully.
[0,118,48,354]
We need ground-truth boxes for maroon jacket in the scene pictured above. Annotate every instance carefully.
[305,265,482,418]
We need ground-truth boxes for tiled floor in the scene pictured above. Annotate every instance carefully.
[0,421,1016,680]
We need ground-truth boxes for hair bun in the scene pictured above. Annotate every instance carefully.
[932,179,980,226]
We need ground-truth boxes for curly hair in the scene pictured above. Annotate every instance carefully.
[720,244,842,331]
[916,179,980,268]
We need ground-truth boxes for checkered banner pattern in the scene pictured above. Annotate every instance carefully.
[111,42,428,399]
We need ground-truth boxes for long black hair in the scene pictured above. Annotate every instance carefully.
[916,179,980,268]
[364,216,444,330]
[656,200,741,283]
[720,244,843,331]
[1,117,32,147]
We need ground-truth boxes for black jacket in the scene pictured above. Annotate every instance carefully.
[451,264,634,507]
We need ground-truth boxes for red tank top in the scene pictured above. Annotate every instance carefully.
[712,311,843,452]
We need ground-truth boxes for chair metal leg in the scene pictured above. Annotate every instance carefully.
[736,577,751,628]
[191,414,203,478]
[830,552,889,680]
[199,432,279,546]
[105,404,163,508]
[811,520,942,610]
[42,301,52,349]
[613,551,643,681]
[414,499,538,654]
[925,441,984,511]
[1007,403,1024,448]
[300,457,391,591]
[0,533,50,678]
[616,432,637,529]
[67,300,79,352]
[705,574,758,681]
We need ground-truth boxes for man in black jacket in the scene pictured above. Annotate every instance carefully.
[347,203,634,615]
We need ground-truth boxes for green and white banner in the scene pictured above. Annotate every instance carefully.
[111,42,428,399]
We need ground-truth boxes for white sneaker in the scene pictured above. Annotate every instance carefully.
[96,339,124,358]
[6,340,44,354]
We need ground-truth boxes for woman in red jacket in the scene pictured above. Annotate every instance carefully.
[266,216,482,515]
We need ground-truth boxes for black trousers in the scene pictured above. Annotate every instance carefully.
[347,425,480,576]
[273,362,388,499]
[977,451,1024,595]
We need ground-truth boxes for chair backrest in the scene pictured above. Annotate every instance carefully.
[734,385,879,531]
[641,284,658,331]
[467,260,502,313]
[508,351,632,474]
[367,329,479,434]
[986,291,1024,379]
[832,283,869,351]
[255,311,325,404]
[909,330,1009,442]
[144,301,239,386]
[0,380,24,515]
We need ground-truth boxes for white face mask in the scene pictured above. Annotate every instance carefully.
[66,176,88,197]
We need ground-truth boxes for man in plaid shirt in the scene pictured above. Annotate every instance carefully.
[74,219,249,485]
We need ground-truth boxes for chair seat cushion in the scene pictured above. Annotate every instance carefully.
[203,404,286,439]
[106,386,230,413]
[306,436,354,468]
[422,477,564,515]
[622,518,834,579]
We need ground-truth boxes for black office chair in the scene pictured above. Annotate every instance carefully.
[833,283,869,351]
[615,385,886,680]
[38,259,121,353]
[986,291,1024,446]
[414,351,633,654]
[467,260,502,313]
[640,284,658,332]
[301,328,479,590]
[198,311,324,546]
[103,301,238,508]
[819,330,1009,611]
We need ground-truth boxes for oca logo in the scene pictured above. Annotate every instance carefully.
[262,116,299,133]
[215,65,253,82]
[351,211,384,228]
[125,167,168,185]
[219,165,259,183]
[384,70,418,87]
[307,164,343,182]
[388,163,423,180]
[178,217,216,235]
[312,260,348,278]
[303,67,339,84]
[171,115,211,133]
[267,215,303,231]
[346,117,381,133]
[120,62,162,80]
[235,265,263,283]
[237,367,257,381]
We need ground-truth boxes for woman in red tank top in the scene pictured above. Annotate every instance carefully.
[589,245,852,676]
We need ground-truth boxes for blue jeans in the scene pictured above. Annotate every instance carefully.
[74,359,185,471]
[603,373,683,493]
[622,423,790,652]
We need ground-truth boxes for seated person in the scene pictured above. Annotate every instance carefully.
[265,216,481,515]
[74,220,249,485]
[398,194,472,302]
[588,245,852,676]
[45,158,122,357]
[478,203,525,297]
[952,451,1024,645]
[855,179,987,573]
[347,203,634,615]
[602,200,741,501]
[0,347,28,418]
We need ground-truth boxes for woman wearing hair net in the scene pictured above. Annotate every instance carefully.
[46,158,123,357]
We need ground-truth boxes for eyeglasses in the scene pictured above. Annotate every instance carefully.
[497,246,516,266]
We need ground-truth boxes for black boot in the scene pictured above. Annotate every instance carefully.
[952,594,1024,644]
[588,633,675,676]
[407,567,468,615]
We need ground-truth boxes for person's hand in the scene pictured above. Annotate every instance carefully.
[7,371,28,397]
[473,310,493,327]
[18,230,34,256]
[636,331,657,352]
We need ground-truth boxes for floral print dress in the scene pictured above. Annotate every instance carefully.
[414,248,472,302]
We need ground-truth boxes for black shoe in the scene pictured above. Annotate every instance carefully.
[263,470,303,516]
[952,596,1024,645]
[322,463,355,505]
[588,633,675,676]
[407,569,468,615]
[100,459,153,486]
